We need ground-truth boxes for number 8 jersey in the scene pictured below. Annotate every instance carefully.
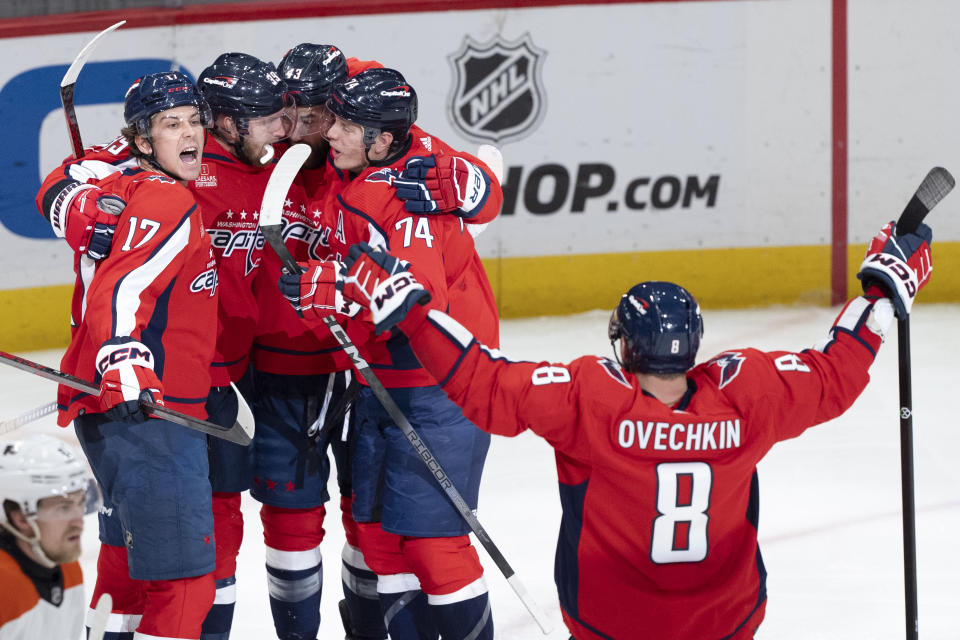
[391,294,887,640]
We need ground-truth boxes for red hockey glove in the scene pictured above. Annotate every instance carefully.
[339,243,431,335]
[95,338,164,424]
[46,181,126,260]
[277,260,360,321]
[393,155,490,217]
[857,220,932,319]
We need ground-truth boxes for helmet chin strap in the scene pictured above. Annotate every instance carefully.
[1,519,57,569]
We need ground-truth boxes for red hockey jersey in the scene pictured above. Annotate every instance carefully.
[189,136,275,385]
[38,162,217,424]
[324,129,501,388]
[393,296,886,639]
[252,159,351,375]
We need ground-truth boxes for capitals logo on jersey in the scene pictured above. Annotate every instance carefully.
[364,167,400,185]
[710,352,746,389]
[207,209,264,276]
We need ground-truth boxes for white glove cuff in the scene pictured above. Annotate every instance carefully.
[859,253,919,314]
[455,158,486,214]
[96,340,155,375]
[49,182,97,238]
[370,272,424,325]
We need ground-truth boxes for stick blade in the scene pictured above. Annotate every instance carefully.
[260,144,311,227]
[897,167,955,235]
[916,166,955,211]
[60,21,125,87]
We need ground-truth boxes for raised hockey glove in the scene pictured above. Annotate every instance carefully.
[393,155,490,217]
[46,181,126,260]
[339,242,431,335]
[857,220,933,319]
[278,260,360,321]
[96,338,164,424]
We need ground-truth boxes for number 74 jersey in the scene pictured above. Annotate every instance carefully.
[399,297,884,639]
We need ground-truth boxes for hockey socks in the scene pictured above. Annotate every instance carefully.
[340,498,387,640]
[376,573,438,640]
[261,504,325,640]
[341,542,388,639]
[201,492,243,640]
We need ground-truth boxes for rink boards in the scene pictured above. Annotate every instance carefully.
[1,0,959,349]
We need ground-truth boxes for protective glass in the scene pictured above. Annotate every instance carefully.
[34,479,101,522]
[143,103,213,141]
[246,93,297,141]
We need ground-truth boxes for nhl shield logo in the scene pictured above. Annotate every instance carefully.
[447,33,547,145]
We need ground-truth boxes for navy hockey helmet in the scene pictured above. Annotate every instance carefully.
[198,52,290,129]
[123,71,211,138]
[608,281,704,374]
[325,67,417,147]
[278,43,347,107]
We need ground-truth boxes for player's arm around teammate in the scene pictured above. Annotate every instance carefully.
[35,72,220,640]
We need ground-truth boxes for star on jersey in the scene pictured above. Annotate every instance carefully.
[710,352,746,389]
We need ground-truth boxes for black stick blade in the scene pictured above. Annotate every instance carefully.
[898,167,955,235]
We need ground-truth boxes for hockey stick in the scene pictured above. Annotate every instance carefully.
[889,166,954,640]
[60,20,125,159]
[0,350,253,445]
[88,592,112,640]
[0,401,58,436]
[259,145,553,634]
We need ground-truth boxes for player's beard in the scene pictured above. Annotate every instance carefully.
[42,526,84,564]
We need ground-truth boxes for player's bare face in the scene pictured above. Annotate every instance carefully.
[35,492,85,564]
[325,116,368,172]
[148,105,205,182]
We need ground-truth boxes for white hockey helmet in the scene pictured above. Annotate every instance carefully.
[0,434,97,519]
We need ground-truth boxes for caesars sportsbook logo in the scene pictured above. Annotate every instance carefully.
[447,33,546,146]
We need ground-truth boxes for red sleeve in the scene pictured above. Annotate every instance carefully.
[82,178,200,349]
[695,294,884,443]
[346,58,384,76]
[414,127,504,226]
[398,305,617,463]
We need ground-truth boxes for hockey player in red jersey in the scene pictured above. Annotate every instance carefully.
[277,68,501,640]
[191,52,298,640]
[334,217,933,639]
[35,71,219,639]
[250,42,386,640]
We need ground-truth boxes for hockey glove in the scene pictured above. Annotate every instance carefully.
[393,155,490,217]
[278,260,360,321]
[46,181,126,260]
[339,242,431,335]
[95,338,164,424]
[857,220,933,319]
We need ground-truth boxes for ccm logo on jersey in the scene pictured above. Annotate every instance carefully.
[190,267,219,297]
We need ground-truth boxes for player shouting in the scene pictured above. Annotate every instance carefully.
[35,71,219,640]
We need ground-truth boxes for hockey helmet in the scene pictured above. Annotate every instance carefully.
[278,43,348,107]
[123,71,212,138]
[198,52,294,134]
[325,67,417,147]
[608,281,704,374]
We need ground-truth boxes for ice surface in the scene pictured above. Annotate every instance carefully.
[2,303,957,639]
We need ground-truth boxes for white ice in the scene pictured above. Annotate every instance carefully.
[1,303,957,639]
